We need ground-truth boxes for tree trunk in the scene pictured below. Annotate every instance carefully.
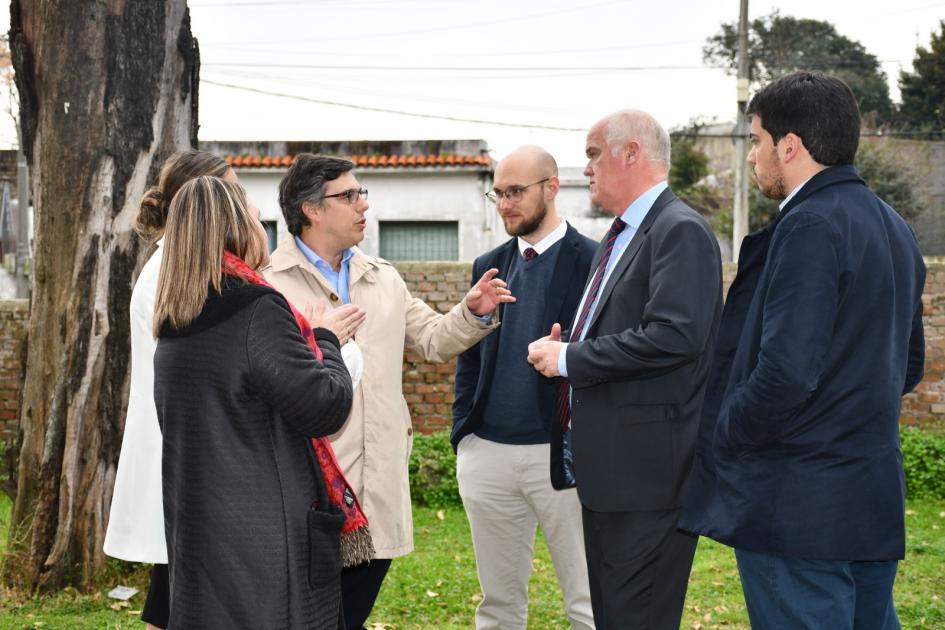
[4,0,199,590]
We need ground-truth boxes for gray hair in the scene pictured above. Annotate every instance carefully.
[603,110,671,165]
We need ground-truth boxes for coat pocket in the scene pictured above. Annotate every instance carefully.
[307,504,345,588]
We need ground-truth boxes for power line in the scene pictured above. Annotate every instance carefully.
[201,78,589,131]
[201,62,709,72]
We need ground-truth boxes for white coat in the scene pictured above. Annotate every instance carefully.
[104,243,167,563]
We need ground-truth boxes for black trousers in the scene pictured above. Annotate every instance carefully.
[340,558,392,630]
[142,563,170,628]
[582,507,697,630]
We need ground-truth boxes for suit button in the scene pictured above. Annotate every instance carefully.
[330,293,339,302]
[407,428,413,436]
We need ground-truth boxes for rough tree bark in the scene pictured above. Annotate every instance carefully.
[4,0,199,590]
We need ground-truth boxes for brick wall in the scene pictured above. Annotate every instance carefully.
[0,261,943,439]
[396,263,471,433]
[901,258,945,425]
[0,299,27,443]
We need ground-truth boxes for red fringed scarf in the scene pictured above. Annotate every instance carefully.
[223,251,374,567]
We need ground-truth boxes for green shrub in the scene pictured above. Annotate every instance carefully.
[406,426,945,505]
[409,430,462,508]
[901,425,945,499]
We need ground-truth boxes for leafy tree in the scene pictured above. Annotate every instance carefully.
[898,20,945,134]
[704,10,893,122]
[855,142,924,222]
[669,121,722,217]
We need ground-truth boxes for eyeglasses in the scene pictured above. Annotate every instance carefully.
[322,188,368,205]
[485,178,549,204]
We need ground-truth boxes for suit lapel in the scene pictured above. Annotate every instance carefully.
[542,226,580,330]
[586,188,675,333]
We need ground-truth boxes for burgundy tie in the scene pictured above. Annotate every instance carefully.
[555,217,627,430]
[523,247,538,261]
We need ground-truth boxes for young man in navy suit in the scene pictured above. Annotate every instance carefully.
[452,146,597,629]
[680,72,926,629]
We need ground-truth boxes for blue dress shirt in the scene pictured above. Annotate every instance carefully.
[558,180,668,377]
[294,236,354,304]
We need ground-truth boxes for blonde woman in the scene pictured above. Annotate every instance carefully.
[105,150,234,630]
[153,176,354,629]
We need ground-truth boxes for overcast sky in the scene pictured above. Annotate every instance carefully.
[2,1,943,166]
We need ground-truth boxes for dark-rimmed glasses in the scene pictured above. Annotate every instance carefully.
[322,188,368,205]
[485,178,549,204]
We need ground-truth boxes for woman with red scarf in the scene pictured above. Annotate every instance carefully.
[153,175,360,629]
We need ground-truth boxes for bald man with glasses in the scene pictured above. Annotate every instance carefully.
[452,146,597,630]
[264,154,514,630]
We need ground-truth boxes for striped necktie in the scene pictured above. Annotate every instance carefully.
[556,217,627,430]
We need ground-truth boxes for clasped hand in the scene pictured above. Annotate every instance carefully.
[304,300,367,346]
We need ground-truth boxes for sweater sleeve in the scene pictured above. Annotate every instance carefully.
[246,294,353,437]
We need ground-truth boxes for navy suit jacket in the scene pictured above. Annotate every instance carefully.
[451,223,596,451]
[679,165,926,561]
[566,189,723,512]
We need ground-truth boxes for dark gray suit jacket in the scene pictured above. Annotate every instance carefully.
[568,187,722,512]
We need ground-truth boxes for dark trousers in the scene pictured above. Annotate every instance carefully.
[581,506,697,630]
[142,563,170,628]
[735,549,901,630]
[340,558,392,630]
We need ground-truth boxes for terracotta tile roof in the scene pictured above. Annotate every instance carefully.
[225,154,492,169]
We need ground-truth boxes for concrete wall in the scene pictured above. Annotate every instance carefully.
[2,261,944,441]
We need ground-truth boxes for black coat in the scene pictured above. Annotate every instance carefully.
[451,224,597,452]
[679,165,926,561]
[155,278,353,629]
[567,189,723,512]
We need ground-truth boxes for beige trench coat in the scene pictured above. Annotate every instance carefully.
[263,239,497,558]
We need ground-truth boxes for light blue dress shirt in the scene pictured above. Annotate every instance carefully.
[557,180,669,377]
[295,236,354,304]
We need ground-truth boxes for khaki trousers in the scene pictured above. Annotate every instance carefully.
[457,434,595,630]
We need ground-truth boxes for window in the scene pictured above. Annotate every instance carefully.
[262,221,278,253]
[379,221,459,261]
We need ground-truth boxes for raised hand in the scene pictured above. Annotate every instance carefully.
[466,267,516,317]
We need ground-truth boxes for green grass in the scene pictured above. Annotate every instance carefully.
[1,501,943,629]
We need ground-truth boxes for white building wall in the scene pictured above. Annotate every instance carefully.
[234,165,613,259]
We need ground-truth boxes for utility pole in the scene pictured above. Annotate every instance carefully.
[732,0,750,263]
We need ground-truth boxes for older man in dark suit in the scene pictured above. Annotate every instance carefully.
[527,110,723,629]
[680,72,926,630]
[452,145,597,629]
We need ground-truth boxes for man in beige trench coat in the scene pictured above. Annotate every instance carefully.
[264,153,514,630]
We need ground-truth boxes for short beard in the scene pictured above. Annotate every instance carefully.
[755,148,787,200]
[506,197,548,238]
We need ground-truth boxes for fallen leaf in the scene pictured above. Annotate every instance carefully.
[703,612,712,622]
[692,623,703,629]
[471,592,483,603]
[906,509,916,516]
[109,601,131,611]
[426,590,439,598]
[436,510,445,520]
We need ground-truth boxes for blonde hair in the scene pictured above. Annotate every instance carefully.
[136,150,231,242]
[153,176,268,337]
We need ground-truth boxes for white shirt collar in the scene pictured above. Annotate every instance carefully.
[517,218,567,257]
[779,176,813,212]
